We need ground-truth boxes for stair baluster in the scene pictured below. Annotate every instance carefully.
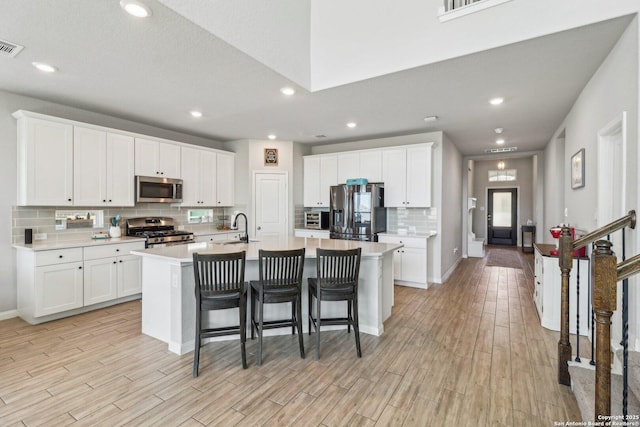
[621,228,628,418]
[590,242,596,366]
[575,257,581,363]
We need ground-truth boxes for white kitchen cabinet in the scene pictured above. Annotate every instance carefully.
[74,127,135,206]
[215,152,235,206]
[181,146,216,206]
[294,229,330,239]
[534,245,590,335]
[31,248,84,317]
[359,150,383,182]
[382,143,432,208]
[15,112,74,206]
[337,150,383,185]
[378,235,429,288]
[337,152,360,184]
[16,240,144,324]
[135,137,181,179]
[83,242,144,305]
[304,155,337,207]
[181,147,235,207]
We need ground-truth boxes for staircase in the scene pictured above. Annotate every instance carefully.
[555,211,640,420]
[569,350,640,421]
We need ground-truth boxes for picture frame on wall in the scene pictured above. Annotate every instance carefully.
[264,148,278,166]
[571,148,585,189]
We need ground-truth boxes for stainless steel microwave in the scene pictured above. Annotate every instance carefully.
[136,176,183,203]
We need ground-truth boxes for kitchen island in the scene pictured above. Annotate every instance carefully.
[131,236,402,355]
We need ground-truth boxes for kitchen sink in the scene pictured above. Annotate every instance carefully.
[216,239,259,245]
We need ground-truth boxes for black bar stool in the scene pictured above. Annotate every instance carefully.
[192,251,248,377]
[308,248,362,360]
[250,248,306,365]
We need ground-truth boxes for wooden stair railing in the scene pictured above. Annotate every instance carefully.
[558,210,636,387]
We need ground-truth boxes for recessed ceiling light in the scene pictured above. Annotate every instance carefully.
[346,122,357,129]
[190,110,202,118]
[280,87,295,96]
[268,134,277,140]
[496,138,505,145]
[489,97,504,106]
[494,127,504,134]
[120,0,152,18]
[423,116,438,122]
[32,62,57,73]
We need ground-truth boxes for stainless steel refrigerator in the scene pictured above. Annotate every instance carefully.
[329,183,386,241]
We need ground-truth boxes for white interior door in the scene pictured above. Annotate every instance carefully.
[254,173,288,239]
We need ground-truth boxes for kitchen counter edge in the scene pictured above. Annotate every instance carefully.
[12,236,146,251]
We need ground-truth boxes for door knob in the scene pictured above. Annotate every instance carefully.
[257,226,261,230]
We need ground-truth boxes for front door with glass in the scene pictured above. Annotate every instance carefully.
[487,188,518,245]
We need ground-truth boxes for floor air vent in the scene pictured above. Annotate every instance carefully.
[0,39,24,58]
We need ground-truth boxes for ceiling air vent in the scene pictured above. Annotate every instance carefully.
[484,147,518,154]
[0,39,24,58]
[315,134,327,139]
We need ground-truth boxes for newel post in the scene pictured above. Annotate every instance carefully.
[592,240,617,420]
[558,226,574,385]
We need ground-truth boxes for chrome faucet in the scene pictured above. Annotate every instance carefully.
[232,212,249,243]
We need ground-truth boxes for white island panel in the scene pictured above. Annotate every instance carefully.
[132,236,401,355]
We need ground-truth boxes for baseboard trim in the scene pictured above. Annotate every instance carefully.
[441,257,462,284]
[0,309,18,321]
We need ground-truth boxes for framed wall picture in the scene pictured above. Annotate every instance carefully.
[264,148,278,166]
[571,148,585,189]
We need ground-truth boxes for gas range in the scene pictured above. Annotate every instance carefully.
[126,217,194,248]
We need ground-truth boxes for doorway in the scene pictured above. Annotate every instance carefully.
[253,172,288,239]
[487,188,518,245]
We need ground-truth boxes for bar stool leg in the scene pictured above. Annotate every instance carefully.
[315,293,322,360]
[257,293,264,366]
[296,296,305,359]
[353,292,362,358]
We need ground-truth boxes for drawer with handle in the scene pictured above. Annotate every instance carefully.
[35,248,83,266]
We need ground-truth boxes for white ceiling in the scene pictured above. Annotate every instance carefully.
[0,1,632,155]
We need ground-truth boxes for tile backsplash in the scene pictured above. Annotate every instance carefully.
[11,204,243,244]
[386,207,438,234]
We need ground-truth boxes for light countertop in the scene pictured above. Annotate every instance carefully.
[12,236,146,251]
[379,231,437,239]
[131,236,402,264]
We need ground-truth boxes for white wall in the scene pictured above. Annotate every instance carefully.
[544,17,639,348]
[472,157,535,244]
[224,139,296,236]
[0,90,225,314]
[440,133,463,281]
[543,134,565,243]
[310,0,640,90]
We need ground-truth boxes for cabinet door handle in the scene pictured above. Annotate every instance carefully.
[78,266,82,270]
[116,249,120,252]
[113,261,117,264]
[119,260,123,263]
[68,198,72,202]
[103,199,106,203]
[59,255,63,258]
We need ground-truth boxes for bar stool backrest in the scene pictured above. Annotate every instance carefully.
[193,251,246,299]
[257,248,305,287]
[316,248,361,285]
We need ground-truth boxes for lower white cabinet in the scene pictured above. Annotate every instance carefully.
[83,242,143,305]
[378,235,429,288]
[294,229,330,239]
[34,249,84,317]
[534,245,590,335]
[195,232,243,243]
[17,240,144,324]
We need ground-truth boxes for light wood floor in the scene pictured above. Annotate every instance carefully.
[0,246,583,426]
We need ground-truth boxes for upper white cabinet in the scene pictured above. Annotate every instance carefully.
[382,143,432,207]
[337,150,383,184]
[134,137,181,179]
[73,127,135,206]
[15,113,74,206]
[181,146,216,206]
[216,151,235,206]
[304,155,337,207]
[181,146,235,207]
[359,150,383,182]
